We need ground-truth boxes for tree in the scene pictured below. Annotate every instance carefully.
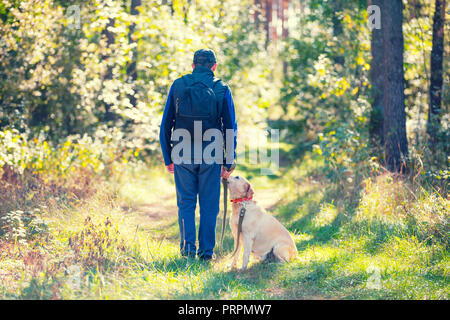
[254,0,262,29]
[381,0,408,172]
[127,0,141,110]
[281,0,289,40]
[369,0,384,149]
[102,17,116,122]
[264,0,273,48]
[330,1,345,66]
[427,0,445,148]
[281,0,289,75]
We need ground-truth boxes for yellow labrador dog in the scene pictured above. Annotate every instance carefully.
[227,175,298,270]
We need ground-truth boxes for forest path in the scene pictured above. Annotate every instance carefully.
[114,168,328,299]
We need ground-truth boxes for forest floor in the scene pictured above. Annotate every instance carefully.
[0,152,448,299]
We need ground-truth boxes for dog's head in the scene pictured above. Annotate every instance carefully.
[227,176,254,200]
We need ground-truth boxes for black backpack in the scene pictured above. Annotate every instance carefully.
[174,76,224,135]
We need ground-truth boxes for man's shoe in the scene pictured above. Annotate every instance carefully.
[198,255,213,263]
[181,251,196,259]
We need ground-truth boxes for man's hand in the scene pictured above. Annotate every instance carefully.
[166,163,174,174]
[221,166,233,179]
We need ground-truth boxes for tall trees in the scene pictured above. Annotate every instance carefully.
[369,0,384,148]
[101,17,116,122]
[281,0,289,75]
[330,1,345,66]
[260,0,290,48]
[427,0,445,148]
[254,0,262,29]
[127,0,141,110]
[264,0,273,48]
[280,0,289,40]
[369,0,408,172]
[382,0,408,172]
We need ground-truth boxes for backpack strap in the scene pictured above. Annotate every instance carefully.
[211,78,226,115]
[212,79,220,90]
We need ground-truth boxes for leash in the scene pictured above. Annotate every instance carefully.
[219,163,235,254]
[231,202,247,258]
[219,177,228,254]
[229,191,252,258]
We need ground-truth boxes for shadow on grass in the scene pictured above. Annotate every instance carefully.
[176,250,362,299]
[354,221,407,255]
[145,255,214,276]
[173,260,286,299]
[269,182,351,251]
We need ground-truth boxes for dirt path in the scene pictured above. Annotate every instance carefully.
[128,187,282,226]
[121,194,177,221]
[118,185,285,250]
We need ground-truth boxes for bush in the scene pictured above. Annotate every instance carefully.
[0,208,48,244]
[68,216,127,271]
[355,174,449,247]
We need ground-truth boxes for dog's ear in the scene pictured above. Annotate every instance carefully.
[245,182,254,198]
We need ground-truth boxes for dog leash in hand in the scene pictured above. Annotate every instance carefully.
[219,177,228,254]
[231,203,247,258]
[219,163,236,254]
[229,193,253,258]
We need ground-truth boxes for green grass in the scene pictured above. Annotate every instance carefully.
[0,154,448,299]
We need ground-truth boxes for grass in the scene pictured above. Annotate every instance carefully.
[0,153,448,299]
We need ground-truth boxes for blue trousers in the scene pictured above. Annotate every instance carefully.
[174,163,221,257]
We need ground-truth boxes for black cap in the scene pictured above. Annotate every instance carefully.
[193,49,217,65]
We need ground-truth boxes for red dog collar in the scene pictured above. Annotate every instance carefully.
[230,196,253,203]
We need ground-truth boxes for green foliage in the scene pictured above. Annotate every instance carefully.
[283,2,371,120]
[313,117,372,186]
[403,1,449,146]
[0,127,139,178]
[0,0,448,300]
[0,0,272,149]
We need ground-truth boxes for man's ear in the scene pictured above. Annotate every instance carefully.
[211,63,217,72]
[245,182,254,198]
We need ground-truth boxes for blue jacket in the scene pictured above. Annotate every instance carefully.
[159,68,237,168]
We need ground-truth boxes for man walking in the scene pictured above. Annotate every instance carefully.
[159,49,237,262]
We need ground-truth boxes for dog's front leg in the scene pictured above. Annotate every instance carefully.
[240,235,253,271]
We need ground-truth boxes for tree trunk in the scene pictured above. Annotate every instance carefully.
[331,1,345,66]
[265,0,273,48]
[127,0,141,110]
[281,0,289,75]
[254,0,262,30]
[102,18,116,122]
[162,0,175,15]
[427,0,445,147]
[281,0,289,39]
[184,0,191,24]
[382,0,408,172]
[369,0,384,149]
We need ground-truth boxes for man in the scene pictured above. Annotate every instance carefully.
[159,49,237,262]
